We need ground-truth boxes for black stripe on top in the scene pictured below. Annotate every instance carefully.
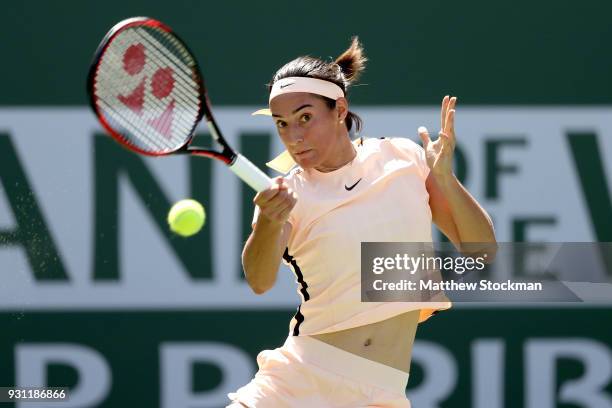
[292,306,305,337]
[283,248,309,301]
[283,248,309,336]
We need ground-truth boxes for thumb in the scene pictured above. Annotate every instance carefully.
[273,176,288,190]
[418,126,431,147]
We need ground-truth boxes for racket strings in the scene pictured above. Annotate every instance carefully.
[96,69,188,151]
[130,29,201,106]
[93,25,202,153]
[133,28,199,88]
[99,49,199,112]
[96,62,173,152]
[103,27,198,137]
[98,49,197,134]
[99,103,166,151]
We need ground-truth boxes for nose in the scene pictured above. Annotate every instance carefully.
[285,127,305,146]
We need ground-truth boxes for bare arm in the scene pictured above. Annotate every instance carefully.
[242,177,297,294]
[243,219,292,294]
[427,172,495,247]
[420,95,497,256]
[427,174,461,247]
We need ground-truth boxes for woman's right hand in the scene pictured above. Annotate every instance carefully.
[253,177,297,226]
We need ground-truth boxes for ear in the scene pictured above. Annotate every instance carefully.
[335,97,349,122]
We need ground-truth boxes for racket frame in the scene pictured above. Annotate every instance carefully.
[87,16,236,165]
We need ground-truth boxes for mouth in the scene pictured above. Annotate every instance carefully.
[294,149,312,157]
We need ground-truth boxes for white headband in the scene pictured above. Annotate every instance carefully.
[251,76,345,117]
[251,76,346,174]
[269,76,344,102]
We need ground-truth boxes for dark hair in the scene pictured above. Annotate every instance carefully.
[268,36,367,134]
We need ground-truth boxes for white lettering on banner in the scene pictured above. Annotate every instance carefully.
[0,108,611,309]
[472,339,505,408]
[15,343,111,408]
[525,339,612,408]
[160,343,255,408]
[408,341,458,407]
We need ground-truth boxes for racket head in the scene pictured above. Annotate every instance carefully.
[87,17,208,157]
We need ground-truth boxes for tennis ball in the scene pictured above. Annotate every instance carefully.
[167,199,206,237]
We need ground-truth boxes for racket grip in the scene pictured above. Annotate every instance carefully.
[229,154,274,192]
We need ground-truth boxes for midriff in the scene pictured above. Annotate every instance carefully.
[310,310,420,373]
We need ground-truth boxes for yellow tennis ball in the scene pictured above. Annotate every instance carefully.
[167,199,206,237]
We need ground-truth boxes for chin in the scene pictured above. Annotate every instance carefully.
[292,151,318,168]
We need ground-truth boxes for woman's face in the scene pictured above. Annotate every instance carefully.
[270,92,347,170]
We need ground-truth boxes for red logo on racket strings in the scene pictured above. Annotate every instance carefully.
[123,43,146,74]
[117,44,176,138]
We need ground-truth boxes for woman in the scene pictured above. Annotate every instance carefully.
[227,38,496,407]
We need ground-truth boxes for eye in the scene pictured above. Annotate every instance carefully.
[276,120,287,129]
[300,113,311,123]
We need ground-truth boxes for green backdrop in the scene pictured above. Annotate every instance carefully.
[2,0,612,106]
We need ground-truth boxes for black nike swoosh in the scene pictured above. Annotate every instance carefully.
[280,83,293,88]
[345,178,362,191]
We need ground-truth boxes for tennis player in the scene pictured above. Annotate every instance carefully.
[227,38,496,407]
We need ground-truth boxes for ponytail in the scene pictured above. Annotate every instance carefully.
[269,37,367,133]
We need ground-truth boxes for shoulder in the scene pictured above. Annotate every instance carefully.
[361,136,425,157]
[362,136,429,180]
[385,136,423,152]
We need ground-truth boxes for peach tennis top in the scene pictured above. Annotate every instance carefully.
[253,136,452,336]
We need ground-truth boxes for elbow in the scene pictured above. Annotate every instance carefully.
[241,248,279,295]
[242,264,274,295]
[459,240,498,264]
[459,221,498,262]
[247,277,274,295]
[251,284,271,295]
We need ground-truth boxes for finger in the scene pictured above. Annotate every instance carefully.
[418,126,431,147]
[441,95,450,130]
[435,139,453,166]
[444,96,456,129]
[444,109,456,144]
[264,203,287,220]
[254,184,282,205]
[438,132,455,154]
[448,96,457,111]
[278,192,297,213]
[277,206,294,222]
[257,177,290,202]
[254,190,274,206]
[274,176,289,190]
[438,130,452,142]
[268,200,294,221]
[265,189,294,213]
[438,131,449,146]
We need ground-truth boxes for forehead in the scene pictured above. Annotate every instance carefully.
[269,92,325,117]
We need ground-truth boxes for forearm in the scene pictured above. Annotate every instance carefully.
[434,174,496,244]
[242,216,286,294]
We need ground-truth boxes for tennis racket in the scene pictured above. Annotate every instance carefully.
[87,16,273,192]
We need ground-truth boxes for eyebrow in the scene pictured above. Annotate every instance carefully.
[272,104,313,118]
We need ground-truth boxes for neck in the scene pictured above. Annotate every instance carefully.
[314,133,356,173]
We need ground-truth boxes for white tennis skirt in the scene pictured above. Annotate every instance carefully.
[227,335,411,408]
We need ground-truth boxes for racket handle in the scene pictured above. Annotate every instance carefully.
[229,154,274,192]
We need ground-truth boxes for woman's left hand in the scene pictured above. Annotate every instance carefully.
[418,95,457,178]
